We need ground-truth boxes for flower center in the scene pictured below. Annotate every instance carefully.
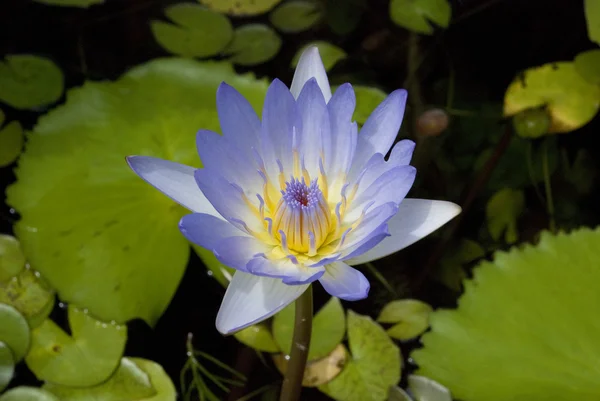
[273,178,331,254]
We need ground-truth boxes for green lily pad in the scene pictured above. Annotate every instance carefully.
[0,266,55,328]
[0,55,64,110]
[130,358,176,401]
[0,342,15,392]
[0,121,24,167]
[378,299,433,341]
[585,0,600,45]
[225,24,282,66]
[407,375,451,401]
[389,0,451,35]
[437,239,485,292]
[191,244,234,287]
[6,58,269,326]
[32,0,104,7]
[273,297,345,361]
[353,86,387,125]
[412,228,600,401]
[291,42,346,72]
[0,235,26,282]
[199,0,281,16]
[504,62,600,134]
[574,49,600,85]
[486,188,525,244]
[269,1,323,33]
[0,387,59,401]
[43,358,156,401]
[512,108,551,139]
[0,303,30,362]
[25,306,127,386]
[234,324,279,353]
[319,311,401,401]
[151,3,233,58]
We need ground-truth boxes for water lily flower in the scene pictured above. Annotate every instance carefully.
[127,47,460,335]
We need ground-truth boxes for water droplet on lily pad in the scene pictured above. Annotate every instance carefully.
[291,42,346,72]
[0,55,64,110]
[225,24,282,66]
[389,0,451,35]
[151,3,233,58]
[25,306,127,386]
[269,1,323,33]
[377,299,433,341]
[0,235,26,282]
[0,387,60,401]
[199,0,281,16]
[273,297,345,361]
[0,341,15,392]
[0,304,30,362]
[43,358,156,401]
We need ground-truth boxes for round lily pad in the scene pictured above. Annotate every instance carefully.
[0,267,56,328]
[25,306,127,386]
[199,0,281,16]
[0,303,30,362]
[43,358,156,401]
[273,297,345,361]
[585,0,600,45]
[225,24,282,66]
[269,1,323,33]
[0,387,60,401]
[0,342,15,392]
[412,228,600,401]
[0,55,64,110]
[319,310,401,401]
[151,3,233,59]
[291,42,346,72]
[389,0,451,35]
[0,121,24,167]
[273,344,348,387]
[0,235,26,282]
[407,375,452,401]
[574,49,600,85]
[377,299,433,341]
[130,358,176,401]
[234,324,279,353]
[6,58,269,326]
[504,62,600,134]
[352,86,388,125]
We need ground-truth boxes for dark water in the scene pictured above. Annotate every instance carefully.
[1,0,598,399]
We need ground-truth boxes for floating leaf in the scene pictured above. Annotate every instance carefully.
[25,306,127,386]
[325,0,365,35]
[6,59,269,325]
[412,228,600,401]
[32,0,103,7]
[0,55,64,110]
[387,386,412,401]
[319,311,401,401]
[191,244,234,287]
[389,0,451,35]
[0,342,14,392]
[504,62,600,134]
[585,0,600,45]
[0,304,30,362]
[407,375,452,401]
[291,42,346,72]
[225,24,282,66]
[151,4,233,58]
[269,1,322,33]
[353,86,387,125]
[0,121,24,167]
[437,239,484,292]
[0,387,59,401]
[273,343,348,387]
[273,297,345,361]
[130,358,176,401]
[0,267,55,328]
[378,299,432,341]
[0,235,26,282]
[574,49,600,85]
[234,324,279,353]
[43,358,156,401]
[199,0,281,16]
[486,188,525,244]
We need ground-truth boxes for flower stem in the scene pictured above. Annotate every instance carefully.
[279,286,313,401]
[542,138,556,233]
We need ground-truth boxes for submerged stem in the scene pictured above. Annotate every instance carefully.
[279,286,313,401]
[542,138,556,233]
